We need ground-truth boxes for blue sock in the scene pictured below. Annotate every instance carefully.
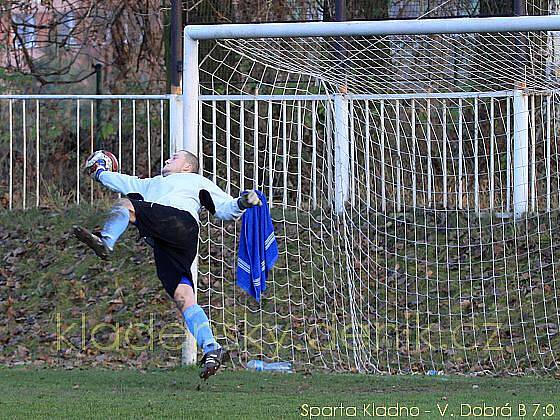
[182,304,221,354]
[100,206,130,250]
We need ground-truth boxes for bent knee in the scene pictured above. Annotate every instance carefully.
[174,285,196,311]
[116,198,134,212]
[115,198,136,223]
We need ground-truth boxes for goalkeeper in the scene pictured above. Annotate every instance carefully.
[73,150,261,379]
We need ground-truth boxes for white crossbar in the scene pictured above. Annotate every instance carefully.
[185,15,560,40]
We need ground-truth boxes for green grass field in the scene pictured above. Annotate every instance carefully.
[0,367,559,419]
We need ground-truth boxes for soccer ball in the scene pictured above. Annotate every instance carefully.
[84,150,119,177]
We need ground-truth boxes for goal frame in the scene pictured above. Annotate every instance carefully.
[180,15,560,366]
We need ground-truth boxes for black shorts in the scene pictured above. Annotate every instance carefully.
[129,199,199,298]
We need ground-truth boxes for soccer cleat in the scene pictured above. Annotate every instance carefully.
[199,348,229,380]
[73,225,111,260]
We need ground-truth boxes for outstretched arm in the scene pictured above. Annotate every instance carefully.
[203,184,262,221]
[97,171,152,196]
[205,184,243,221]
[84,150,151,196]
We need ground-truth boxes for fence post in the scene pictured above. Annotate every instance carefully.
[334,89,350,214]
[94,63,103,150]
[513,85,529,218]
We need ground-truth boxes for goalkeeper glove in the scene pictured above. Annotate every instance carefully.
[238,190,262,210]
[84,151,110,181]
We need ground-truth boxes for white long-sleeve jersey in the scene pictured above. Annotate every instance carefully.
[98,171,243,222]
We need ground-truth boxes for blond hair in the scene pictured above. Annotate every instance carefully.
[177,150,199,173]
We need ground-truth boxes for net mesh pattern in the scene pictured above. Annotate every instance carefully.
[195,28,560,374]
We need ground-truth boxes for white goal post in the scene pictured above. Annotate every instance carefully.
[181,16,560,374]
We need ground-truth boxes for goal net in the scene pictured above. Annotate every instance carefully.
[188,17,560,374]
